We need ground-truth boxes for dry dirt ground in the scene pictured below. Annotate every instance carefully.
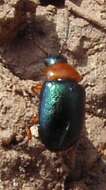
[0,0,106,189]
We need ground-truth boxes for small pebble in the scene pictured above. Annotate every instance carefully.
[30,125,39,137]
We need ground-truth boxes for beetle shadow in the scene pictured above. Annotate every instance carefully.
[1,15,60,81]
[64,128,106,190]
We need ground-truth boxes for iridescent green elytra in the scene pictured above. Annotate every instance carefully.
[39,80,85,151]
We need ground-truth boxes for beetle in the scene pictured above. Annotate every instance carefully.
[31,54,85,152]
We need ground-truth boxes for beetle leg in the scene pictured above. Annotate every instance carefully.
[31,82,43,96]
[26,127,32,140]
[31,114,39,125]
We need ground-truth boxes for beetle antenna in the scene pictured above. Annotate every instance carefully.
[33,40,49,56]
[59,6,70,55]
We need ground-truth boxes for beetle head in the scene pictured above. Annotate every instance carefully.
[44,55,67,66]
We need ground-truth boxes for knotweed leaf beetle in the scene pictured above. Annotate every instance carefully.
[31,54,85,152]
[39,55,85,151]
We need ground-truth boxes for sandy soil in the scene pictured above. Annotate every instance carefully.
[0,0,106,189]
